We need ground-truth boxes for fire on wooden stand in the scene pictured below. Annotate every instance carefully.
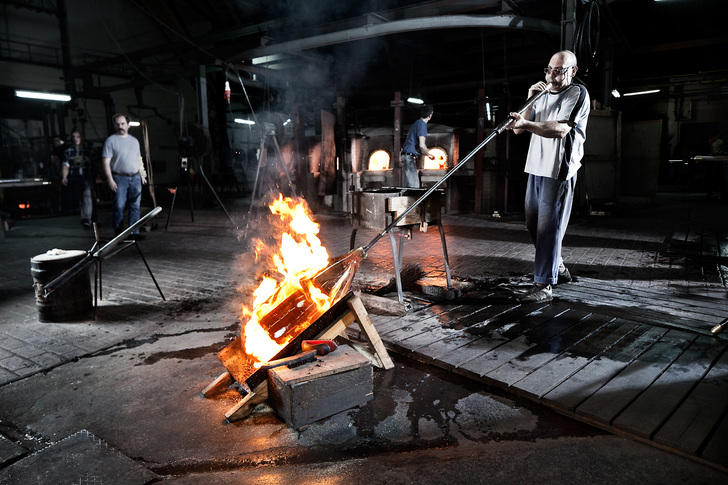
[202,195,393,424]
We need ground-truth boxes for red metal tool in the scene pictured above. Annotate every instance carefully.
[302,339,338,356]
[260,350,317,370]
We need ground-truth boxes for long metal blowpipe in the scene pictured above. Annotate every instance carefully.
[218,85,555,387]
[711,317,728,335]
[312,83,553,289]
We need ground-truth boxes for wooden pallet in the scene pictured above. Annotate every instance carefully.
[369,297,728,471]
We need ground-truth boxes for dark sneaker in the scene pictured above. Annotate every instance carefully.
[557,264,572,284]
[518,284,553,303]
[82,219,92,229]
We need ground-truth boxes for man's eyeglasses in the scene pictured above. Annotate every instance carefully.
[544,66,573,75]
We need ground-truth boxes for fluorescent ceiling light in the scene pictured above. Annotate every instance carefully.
[251,54,288,69]
[234,118,255,125]
[251,54,284,65]
[15,90,71,102]
[623,89,660,97]
[611,89,621,98]
[129,121,141,127]
[407,96,424,105]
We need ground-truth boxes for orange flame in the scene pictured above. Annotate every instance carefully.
[368,149,390,170]
[241,195,338,366]
[424,147,448,170]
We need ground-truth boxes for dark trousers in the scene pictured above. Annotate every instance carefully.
[524,174,576,285]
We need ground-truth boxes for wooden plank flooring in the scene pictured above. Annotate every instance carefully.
[653,348,728,455]
[369,293,728,472]
[354,198,728,471]
[555,278,726,335]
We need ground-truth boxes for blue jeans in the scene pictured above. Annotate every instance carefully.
[63,176,90,217]
[112,173,142,234]
[524,174,576,285]
[401,154,420,188]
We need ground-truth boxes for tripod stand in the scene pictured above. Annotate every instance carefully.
[165,124,236,230]
[243,122,297,238]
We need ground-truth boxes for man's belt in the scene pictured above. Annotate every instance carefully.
[401,152,418,157]
[112,171,139,176]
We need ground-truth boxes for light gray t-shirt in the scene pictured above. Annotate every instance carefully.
[524,84,590,181]
[102,134,141,174]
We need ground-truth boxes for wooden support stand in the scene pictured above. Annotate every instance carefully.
[203,294,393,422]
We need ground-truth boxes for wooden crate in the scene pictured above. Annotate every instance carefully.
[267,346,373,430]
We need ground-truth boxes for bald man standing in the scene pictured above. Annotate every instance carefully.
[508,50,590,303]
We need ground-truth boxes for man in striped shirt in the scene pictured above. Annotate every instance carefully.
[508,50,591,303]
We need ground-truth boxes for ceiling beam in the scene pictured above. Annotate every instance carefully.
[228,14,560,63]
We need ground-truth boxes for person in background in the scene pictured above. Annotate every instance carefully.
[102,114,147,238]
[61,131,96,228]
[708,132,728,201]
[400,104,435,188]
[508,50,591,303]
[47,136,65,213]
[49,136,65,178]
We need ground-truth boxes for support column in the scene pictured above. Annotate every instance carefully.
[198,65,209,129]
[391,92,403,185]
[57,0,73,138]
[334,96,348,212]
[474,87,485,215]
[561,0,577,51]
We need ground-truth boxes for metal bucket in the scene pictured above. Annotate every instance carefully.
[30,250,92,322]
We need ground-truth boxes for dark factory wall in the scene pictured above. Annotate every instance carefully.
[1,0,726,218]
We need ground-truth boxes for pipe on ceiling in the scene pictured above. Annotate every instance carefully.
[229,14,560,63]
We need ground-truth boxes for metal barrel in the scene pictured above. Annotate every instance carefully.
[31,250,92,322]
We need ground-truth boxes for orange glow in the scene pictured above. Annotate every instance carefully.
[18,203,30,209]
[240,195,342,366]
[424,148,447,170]
[367,149,390,170]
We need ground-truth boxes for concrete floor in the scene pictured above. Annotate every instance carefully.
[1,193,727,484]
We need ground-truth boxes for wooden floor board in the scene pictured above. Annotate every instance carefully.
[381,316,443,346]
[700,408,728,468]
[441,303,510,330]
[366,213,728,469]
[421,304,552,363]
[397,324,462,356]
[400,304,526,358]
[413,332,483,369]
[437,304,569,371]
[558,280,726,320]
[445,301,522,329]
[611,335,725,439]
[575,329,697,425]
[541,324,667,411]
[370,315,409,337]
[556,285,725,335]
[375,303,472,339]
[457,308,591,382]
[653,344,728,455]
[486,312,614,388]
[512,318,635,399]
